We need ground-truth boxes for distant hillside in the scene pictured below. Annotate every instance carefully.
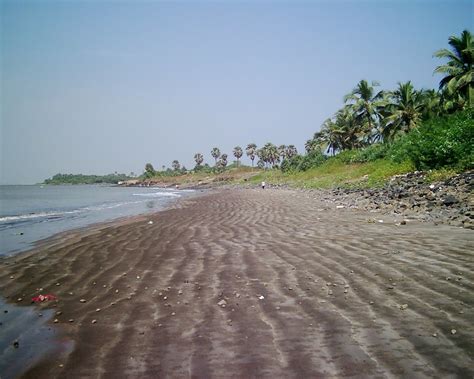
[43,173,133,185]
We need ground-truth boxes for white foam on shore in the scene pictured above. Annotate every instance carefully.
[132,192,181,198]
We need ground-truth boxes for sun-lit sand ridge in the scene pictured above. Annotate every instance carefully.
[1,189,473,378]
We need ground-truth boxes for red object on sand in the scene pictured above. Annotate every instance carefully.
[32,294,57,302]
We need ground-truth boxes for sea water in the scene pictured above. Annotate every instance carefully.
[0,185,194,256]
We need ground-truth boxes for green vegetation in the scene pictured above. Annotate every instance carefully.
[141,30,472,189]
[44,173,133,185]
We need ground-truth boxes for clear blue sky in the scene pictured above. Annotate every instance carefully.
[1,0,472,184]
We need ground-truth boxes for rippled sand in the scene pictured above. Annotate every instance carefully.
[1,189,473,378]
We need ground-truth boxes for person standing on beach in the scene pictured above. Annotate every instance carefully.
[262,181,266,189]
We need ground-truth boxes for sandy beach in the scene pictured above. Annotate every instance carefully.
[1,188,473,378]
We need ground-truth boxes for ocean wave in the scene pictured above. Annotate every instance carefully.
[0,210,82,223]
[132,192,181,198]
[0,200,149,224]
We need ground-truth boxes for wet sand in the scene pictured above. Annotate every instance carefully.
[1,188,473,378]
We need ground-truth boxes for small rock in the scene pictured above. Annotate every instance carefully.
[69,319,74,323]
[400,220,407,225]
[96,308,101,312]
[79,299,86,303]
[258,295,265,300]
[59,364,64,368]
[56,283,61,286]
[91,319,97,324]
[178,290,183,295]
[148,221,153,225]
[217,299,227,307]
[13,340,19,348]
[56,311,62,316]
[451,329,457,335]
[432,333,438,337]
[400,304,408,310]
[54,319,59,323]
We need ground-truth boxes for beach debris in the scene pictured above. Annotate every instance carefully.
[451,329,457,335]
[148,221,154,225]
[13,340,19,348]
[217,299,227,307]
[79,299,87,303]
[377,219,384,223]
[336,205,345,209]
[32,294,57,303]
[258,295,265,300]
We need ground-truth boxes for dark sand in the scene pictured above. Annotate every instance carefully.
[1,189,473,378]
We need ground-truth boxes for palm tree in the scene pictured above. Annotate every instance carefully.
[344,79,384,143]
[171,160,181,171]
[434,30,473,108]
[194,153,204,167]
[286,145,298,159]
[421,89,442,120]
[246,143,257,166]
[278,145,287,161]
[217,154,228,171]
[233,146,243,166]
[211,147,221,165]
[381,81,425,141]
[263,143,279,167]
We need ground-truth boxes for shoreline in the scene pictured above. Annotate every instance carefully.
[1,188,473,377]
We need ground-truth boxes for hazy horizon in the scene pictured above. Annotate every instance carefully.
[1,0,472,184]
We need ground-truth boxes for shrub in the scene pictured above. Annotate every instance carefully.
[388,109,473,170]
[281,151,327,172]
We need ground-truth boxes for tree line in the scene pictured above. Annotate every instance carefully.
[144,30,473,178]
